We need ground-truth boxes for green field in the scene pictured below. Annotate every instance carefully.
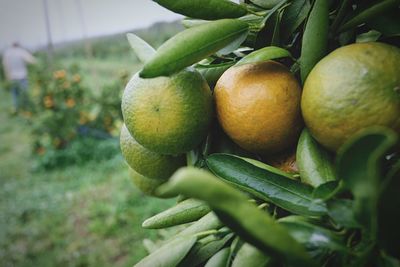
[0,21,182,266]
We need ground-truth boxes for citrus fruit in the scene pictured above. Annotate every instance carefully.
[122,69,213,155]
[301,42,400,151]
[120,124,185,180]
[128,167,164,197]
[214,61,303,155]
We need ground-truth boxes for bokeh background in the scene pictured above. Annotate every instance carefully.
[0,1,185,266]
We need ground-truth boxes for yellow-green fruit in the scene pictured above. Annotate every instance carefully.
[120,124,185,180]
[129,168,164,197]
[121,69,213,155]
[302,42,400,151]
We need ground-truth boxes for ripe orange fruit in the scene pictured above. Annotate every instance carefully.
[214,61,303,155]
[121,69,213,155]
[120,124,185,180]
[302,42,400,151]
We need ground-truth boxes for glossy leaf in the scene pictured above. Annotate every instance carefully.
[204,247,230,267]
[235,46,292,66]
[126,33,156,63]
[157,167,316,267]
[140,19,249,78]
[297,128,336,187]
[154,0,247,20]
[206,153,327,216]
[337,127,399,236]
[134,235,197,267]
[312,181,339,200]
[232,242,271,267]
[300,0,329,83]
[195,61,235,87]
[339,0,400,32]
[279,216,348,261]
[142,198,210,229]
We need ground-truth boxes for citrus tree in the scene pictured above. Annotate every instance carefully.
[120,0,400,266]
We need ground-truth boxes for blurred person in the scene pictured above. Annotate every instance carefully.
[2,42,37,114]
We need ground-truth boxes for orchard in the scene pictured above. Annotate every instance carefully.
[120,0,400,266]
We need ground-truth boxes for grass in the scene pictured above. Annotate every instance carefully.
[0,73,174,267]
[0,20,184,266]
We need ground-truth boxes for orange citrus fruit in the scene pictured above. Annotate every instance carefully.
[121,69,213,155]
[214,61,303,155]
[302,42,400,151]
[120,124,185,180]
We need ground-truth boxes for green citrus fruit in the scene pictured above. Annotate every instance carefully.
[128,167,164,197]
[302,42,400,151]
[214,61,303,155]
[120,124,185,180]
[122,69,213,155]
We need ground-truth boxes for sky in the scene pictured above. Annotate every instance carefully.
[0,0,182,52]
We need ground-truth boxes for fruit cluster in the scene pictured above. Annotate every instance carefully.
[120,0,400,266]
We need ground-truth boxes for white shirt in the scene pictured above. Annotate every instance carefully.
[2,46,36,80]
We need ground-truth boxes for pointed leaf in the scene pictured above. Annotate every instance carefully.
[236,46,292,66]
[300,0,329,83]
[206,153,327,216]
[142,198,210,229]
[157,167,316,267]
[140,19,249,78]
[134,235,197,267]
[126,33,155,63]
[154,0,247,20]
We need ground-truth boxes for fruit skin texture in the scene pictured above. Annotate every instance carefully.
[128,167,164,197]
[122,69,213,155]
[214,61,303,155]
[120,124,185,180]
[302,42,400,151]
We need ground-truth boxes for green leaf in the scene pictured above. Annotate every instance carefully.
[337,127,399,237]
[312,181,339,199]
[297,128,337,187]
[204,247,231,267]
[195,61,235,87]
[178,231,234,267]
[238,156,295,179]
[176,212,223,238]
[279,216,348,261]
[206,153,327,216]
[134,235,197,267]
[300,0,329,83]
[231,242,271,267]
[356,30,382,43]
[235,46,292,66]
[378,160,400,258]
[140,19,249,78]
[339,0,400,33]
[280,0,311,42]
[142,198,210,229]
[126,33,156,63]
[181,18,208,28]
[157,167,316,267]
[154,0,247,20]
